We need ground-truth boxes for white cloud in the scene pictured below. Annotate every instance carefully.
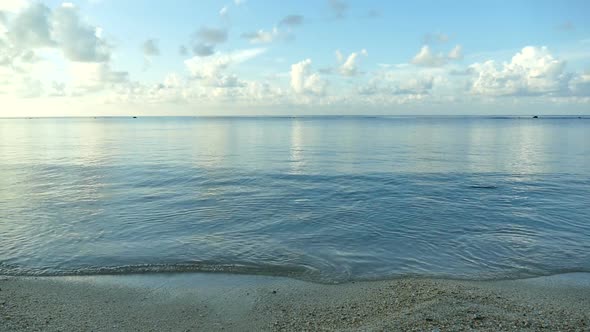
[358,67,437,97]
[16,76,43,98]
[7,3,54,49]
[51,4,111,62]
[412,44,464,67]
[0,48,65,98]
[94,26,103,39]
[470,46,569,96]
[234,0,246,5]
[184,48,265,88]
[396,76,434,95]
[338,49,368,76]
[335,50,343,63]
[185,48,265,77]
[48,81,66,96]
[163,73,182,88]
[448,45,463,60]
[109,72,288,106]
[0,3,118,98]
[2,2,110,64]
[569,71,590,96]
[290,59,327,95]
[0,0,29,13]
[0,66,43,98]
[0,13,6,31]
[70,62,128,93]
[411,45,447,67]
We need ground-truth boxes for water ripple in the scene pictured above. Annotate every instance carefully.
[1,117,589,283]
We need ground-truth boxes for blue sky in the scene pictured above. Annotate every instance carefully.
[1,0,589,116]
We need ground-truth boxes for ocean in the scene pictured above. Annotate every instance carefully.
[0,116,589,283]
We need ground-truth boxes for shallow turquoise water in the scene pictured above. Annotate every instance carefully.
[1,116,589,282]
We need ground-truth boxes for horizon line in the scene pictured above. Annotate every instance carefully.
[1,114,589,119]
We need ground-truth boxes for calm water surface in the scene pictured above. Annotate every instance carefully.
[0,116,589,283]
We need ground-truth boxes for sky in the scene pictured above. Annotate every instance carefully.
[0,0,589,116]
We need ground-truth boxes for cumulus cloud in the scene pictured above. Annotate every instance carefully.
[337,49,368,76]
[7,3,54,49]
[17,77,43,98]
[290,59,327,95]
[469,46,569,97]
[449,67,475,76]
[0,2,126,98]
[411,44,462,67]
[411,45,447,67]
[51,4,111,62]
[448,45,463,60]
[48,81,66,97]
[569,71,590,96]
[358,70,435,97]
[0,71,43,98]
[0,0,29,13]
[395,76,434,95]
[112,68,289,106]
[70,62,128,93]
[141,39,160,57]
[279,15,304,27]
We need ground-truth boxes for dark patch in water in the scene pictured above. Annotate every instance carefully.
[468,185,498,189]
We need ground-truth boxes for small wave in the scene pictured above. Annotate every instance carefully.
[2,263,590,285]
[0,262,327,282]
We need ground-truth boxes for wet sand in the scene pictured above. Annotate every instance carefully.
[1,273,589,331]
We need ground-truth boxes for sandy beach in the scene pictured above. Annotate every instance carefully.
[1,273,589,331]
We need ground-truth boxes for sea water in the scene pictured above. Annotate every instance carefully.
[1,116,589,283]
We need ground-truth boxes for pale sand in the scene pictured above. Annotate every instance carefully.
[1,273,589,331]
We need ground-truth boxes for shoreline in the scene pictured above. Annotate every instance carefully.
[1,273,589,331]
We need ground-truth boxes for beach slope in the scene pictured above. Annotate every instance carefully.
[1,273,589,331]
